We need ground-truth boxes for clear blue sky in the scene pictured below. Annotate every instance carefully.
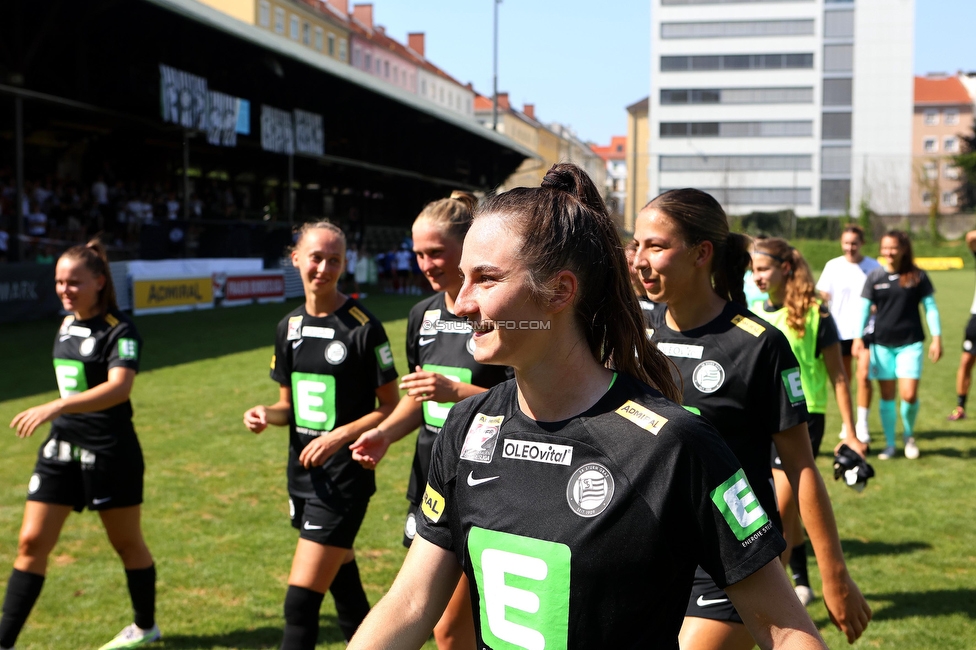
[373,0,976,146]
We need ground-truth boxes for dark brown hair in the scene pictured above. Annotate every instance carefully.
[752,237,818,337]
[60,237,118,315]
[883,230,920,288]
[415,191,478,243]
[291,220,347,255]
[476,163,680,402]
[842,224,866,242]
[645,189,752,305]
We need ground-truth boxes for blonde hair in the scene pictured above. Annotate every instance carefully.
[414,191,478,243]
[752,237,817,337]
[60,237,117,315]
[291,220,347,255]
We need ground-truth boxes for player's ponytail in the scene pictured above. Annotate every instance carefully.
[415,190,478,244]
[60,237,118,315]
[476,163,680,403]
[644,189,749,305]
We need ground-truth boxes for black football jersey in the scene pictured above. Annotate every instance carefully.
[416,374,785,650]
[270,299,399,501]
[862,267,935,347]
[49,309,142,452]
[404,293,511,505]
[647,302,807,527]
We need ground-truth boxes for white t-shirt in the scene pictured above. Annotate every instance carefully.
[816,255,883,340]
[346,248,359,275]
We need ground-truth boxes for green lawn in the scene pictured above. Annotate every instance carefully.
[1,271,975,649]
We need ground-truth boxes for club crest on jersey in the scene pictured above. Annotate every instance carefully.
[615,400,668,434]
[693,360,726,393]
[287,316,303,340]
[325,341,347,365]
[459,413,504,463]
[79,337,96,356]
[420,309,441,335]
[404,511,417,540]
[566,463,614,517]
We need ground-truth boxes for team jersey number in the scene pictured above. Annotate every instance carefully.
[421,364,473,427]
[291,372,337,431]
[469,527,570,650]
[53,359,88,398]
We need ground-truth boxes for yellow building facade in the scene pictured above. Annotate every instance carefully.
[625,97,649,233]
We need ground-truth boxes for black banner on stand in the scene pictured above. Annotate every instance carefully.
[0,263,60,323]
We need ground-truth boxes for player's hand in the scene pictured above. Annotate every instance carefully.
[834,436,868,458]
[10,400,63,438]
[822,571,872,644]
[299,430,347,468]
[243,406,269,434]
[850,338,864,358]
[400,366,458,403]
[350,427,392,469]
[929,338,942,363]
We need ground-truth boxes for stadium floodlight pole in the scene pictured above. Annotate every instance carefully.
[492,0,501,130]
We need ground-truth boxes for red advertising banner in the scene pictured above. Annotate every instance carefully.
[213,271,285,305]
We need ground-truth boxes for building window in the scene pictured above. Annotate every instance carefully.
[274,8,285,34]
[383,60,389,78]
[660,121,812,137]
[661,154,811,172]
[822,112,852,140]
[658,187,812,206]
[943,191,958,207]
[923,160,938,180]
[364,52,371,71]
[661,87,812,105]
[313,27,323,51]
[821,146,851,174]
[945,109,960,125]
[421,79,427,95]
[923,137,938,152]
[945,163,961,180]
[921,191,932,206]
[258,0,270,27]
[302,22,310,45]
[824,10,854,38]
[945,136,959,153]
[290,16,299,40]
[393,65,398,82]
[924,109,940,126]
[375,58,381,74]
[824,44,853,72]
[661,53,813,72]
[328,33,336,56]
[339,38,347,62]
[661,19,814,39]
[823,78,853,106]
[821,179,851,211]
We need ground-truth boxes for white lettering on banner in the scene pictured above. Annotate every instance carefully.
[159,64,208,130]
[225,276,286,300]
[206,90,239,147]
[503,440,574,466]
[296,380,328,424]
[294,109,325,156]
[723,478,765,529]
[482,549,547,650]
[260,105,295,155]
[0,281,39,302]
[657,342,704,359]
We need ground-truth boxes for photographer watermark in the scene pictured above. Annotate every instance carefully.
[423,319,551,332]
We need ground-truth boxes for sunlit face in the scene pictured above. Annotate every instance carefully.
[412,220,463,296]
[880,235,903,270]
[454,214,549,368]
[56,257,104,320]
[751,252,787,297]
[632,208,701,304]
[624,246,645,297]
[292,228,345,297]
[841,231,864,263]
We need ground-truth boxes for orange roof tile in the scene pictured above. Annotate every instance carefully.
[915,76,973,105]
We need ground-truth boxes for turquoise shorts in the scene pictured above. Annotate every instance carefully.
[869,341,924,380]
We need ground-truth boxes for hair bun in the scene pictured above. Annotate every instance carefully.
[449,190,478,213]
[540,163,607,216]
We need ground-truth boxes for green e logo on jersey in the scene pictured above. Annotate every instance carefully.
[53,359,88,398]
[711,469,769,541]
[781,368,805,404]
[375,342,394,370]
[118,339,138,360]
[291,372,336,431]
[469,527,570,650]
[422,364,473,427]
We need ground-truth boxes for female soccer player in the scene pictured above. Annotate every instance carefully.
[348,164,826,649]
[853,230,942,460]
[243,222,399,649]
[4,239,158,650]
[633,189,871,649]
[351,191,510,650]
[751,236,865,607]
[947,229,976,421]
[816,225,882,442]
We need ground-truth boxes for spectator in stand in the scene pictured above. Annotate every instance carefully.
[345,245,360,295]
[948,229,976,421]
[165,193,180,221]
[26,202,48,237]
[0,222,9,263]
[394,244,413,295]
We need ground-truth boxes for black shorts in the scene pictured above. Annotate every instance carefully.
[685,566,742,624]
[772,413,826,468]
[27,433,144,513]
[840,339,854,357]
[963,314,976,354]
[402,502,419,549]
[289,494,369,548]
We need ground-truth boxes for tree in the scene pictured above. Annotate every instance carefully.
[954,117,976,210]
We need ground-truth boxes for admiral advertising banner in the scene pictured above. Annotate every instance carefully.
[133,277,214,315]
[213,271,286,307]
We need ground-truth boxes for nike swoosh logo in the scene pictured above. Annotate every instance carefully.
[467,471,499,487]
[697,595,728,607]
[419,337,436,346]
[303,521,323,530]
[292,340,303,349]
[92,497,112,505]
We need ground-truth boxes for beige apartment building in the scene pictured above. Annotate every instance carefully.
[911,75,974,215]
[625,97,649,233]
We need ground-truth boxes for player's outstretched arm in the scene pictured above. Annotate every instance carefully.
[350,390,424,468]
[774,423,872,644]
[727,560,827,649]
[243,386,292,434]
[348,536,462,649]
[10,366,135,438]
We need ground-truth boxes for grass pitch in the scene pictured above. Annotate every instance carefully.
[1,273,975,648]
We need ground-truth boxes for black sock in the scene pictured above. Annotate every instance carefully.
[958,395,968,409]
[789,542,810,588]
[330,560,370,641]
[125,565,156,630]
[0,569,45,649]
[281,585,324,650]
